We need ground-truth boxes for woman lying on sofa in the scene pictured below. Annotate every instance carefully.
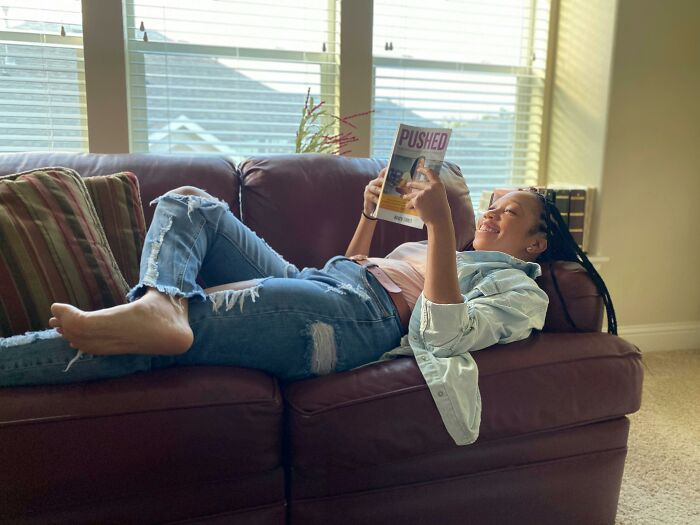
[5,166,616,445]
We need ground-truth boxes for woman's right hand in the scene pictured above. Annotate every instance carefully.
[364,168,386,215]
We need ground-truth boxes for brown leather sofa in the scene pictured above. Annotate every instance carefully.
[0,153,643,524]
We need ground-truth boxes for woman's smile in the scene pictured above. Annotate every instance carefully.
[477,220,500,233]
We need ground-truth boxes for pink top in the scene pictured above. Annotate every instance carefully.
[367,242,428,310]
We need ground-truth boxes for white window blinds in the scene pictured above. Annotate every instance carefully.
[372,0,551,209]
[125,0,340,161]
[0,1,88,152]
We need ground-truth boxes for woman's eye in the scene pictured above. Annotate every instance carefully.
[505,209,515,214]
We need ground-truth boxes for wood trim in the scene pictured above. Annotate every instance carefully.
[618,322,700,353]
[339,0,373,158]
[81,0,130,153]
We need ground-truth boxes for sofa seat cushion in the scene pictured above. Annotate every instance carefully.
[0,366,283,516]
[288,418,630,511]
[283,332,642,475]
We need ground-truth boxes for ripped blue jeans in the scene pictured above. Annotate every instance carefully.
[0,192,404,387]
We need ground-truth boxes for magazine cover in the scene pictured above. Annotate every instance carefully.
[373,123,452,229]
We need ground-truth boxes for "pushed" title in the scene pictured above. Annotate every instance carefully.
[397,129,449,151]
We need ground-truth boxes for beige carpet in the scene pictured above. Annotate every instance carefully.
[616,349,700,524]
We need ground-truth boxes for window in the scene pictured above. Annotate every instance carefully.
[0,1,88,152]
[372,0,551,209]
[125,0,340,161]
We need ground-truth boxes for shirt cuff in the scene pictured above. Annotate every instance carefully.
[420,295,470,352]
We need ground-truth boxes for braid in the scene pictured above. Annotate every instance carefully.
[528,189,618,335]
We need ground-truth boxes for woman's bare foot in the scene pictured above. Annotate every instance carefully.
[49,289,193,356]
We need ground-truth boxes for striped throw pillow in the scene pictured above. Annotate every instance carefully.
[0,167,129,337]
[84,172,146,287]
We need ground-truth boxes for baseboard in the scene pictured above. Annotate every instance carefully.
[617,322,700,353]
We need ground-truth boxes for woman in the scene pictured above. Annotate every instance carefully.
[1,166,616,442]
[395,155,425,195]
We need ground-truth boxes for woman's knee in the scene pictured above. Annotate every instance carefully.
[169,186,214,199]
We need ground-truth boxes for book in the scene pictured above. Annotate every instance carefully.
[547,184,595,253]
[373,123,452,229]
[554,189,571,227]
[581,187,595,253]
[567,188,586,250]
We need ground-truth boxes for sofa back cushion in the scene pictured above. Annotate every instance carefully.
[239,154,476,269]
[0,152,604,334]
[0,153,241,226]
[0,366,285,521]
[0,167,129,336]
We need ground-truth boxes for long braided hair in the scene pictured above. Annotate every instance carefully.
[525,188,618,335]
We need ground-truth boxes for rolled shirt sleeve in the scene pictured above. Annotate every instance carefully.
[419,269,549,357]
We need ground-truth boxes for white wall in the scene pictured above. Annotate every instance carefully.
[548,0,700,351]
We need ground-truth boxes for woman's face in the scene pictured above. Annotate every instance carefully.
[473,191,547,261]
[410,158,425,176]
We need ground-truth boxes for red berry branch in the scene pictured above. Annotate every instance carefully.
[295,88,373,156]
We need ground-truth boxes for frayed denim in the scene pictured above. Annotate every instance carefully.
[0,192,404,387]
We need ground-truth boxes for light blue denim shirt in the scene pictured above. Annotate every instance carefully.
[379,249,549,446]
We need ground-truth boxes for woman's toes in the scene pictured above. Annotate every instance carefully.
[50,303,65,317]
[51,303,80,318]
[50,303,88,336]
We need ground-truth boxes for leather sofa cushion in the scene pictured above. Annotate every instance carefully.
[288,418,630,516]
[537,260,604,332]
[283,332,642,475]
[0,366,282,515]
[239,154,476,269]
[0,153,241,226]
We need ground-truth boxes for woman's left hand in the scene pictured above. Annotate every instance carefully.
[401,167,452,226]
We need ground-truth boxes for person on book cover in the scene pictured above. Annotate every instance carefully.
[385,155,425,196]
[1,168,617,446]
[395,156,425,195]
